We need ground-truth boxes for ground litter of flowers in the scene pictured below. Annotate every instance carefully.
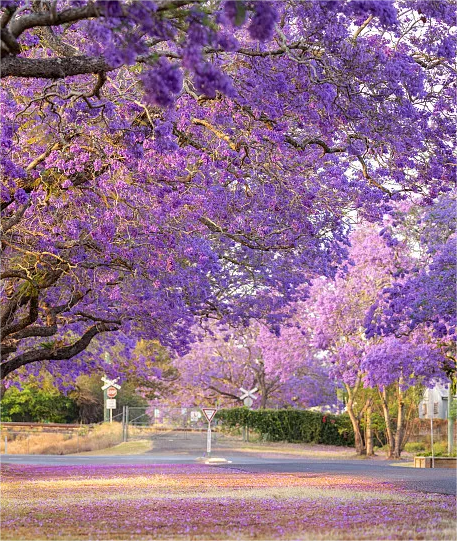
[1,463,455,540]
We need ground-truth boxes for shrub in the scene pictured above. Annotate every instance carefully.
[216,408,354,447]
[1,383,78,423]
[421,441,457,457]
[404,441,426,453]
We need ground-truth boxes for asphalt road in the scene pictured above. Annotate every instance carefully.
[225,457,457,496]
[2,452,456,496]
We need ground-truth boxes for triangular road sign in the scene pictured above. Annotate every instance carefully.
[202,408,217,423]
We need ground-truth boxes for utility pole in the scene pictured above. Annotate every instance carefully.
[103,353,111,422]
[448,378,455,455]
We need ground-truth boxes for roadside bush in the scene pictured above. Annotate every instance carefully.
[404,441,426,453]
[1,382,78,423]
[216,408,355,447]
[421,441,457,457]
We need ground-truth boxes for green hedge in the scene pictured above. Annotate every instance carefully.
[216,407,354,447]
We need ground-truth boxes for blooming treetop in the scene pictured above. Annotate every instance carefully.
[364,196,456,381]
[366,196,456,343]
[171,322,335,408]
[1,1,455,382]
[307,222,448,389]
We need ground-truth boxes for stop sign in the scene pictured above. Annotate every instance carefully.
[107,386,117,398]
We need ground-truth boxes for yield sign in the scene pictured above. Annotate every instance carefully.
[202,408,217,423]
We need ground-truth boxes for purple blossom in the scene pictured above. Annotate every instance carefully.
[248,2,279,41]
[224,1,246,26]
[14,188,29,205]
[141,59,183,107]
[96,0,124,18]
[193,62,236,98]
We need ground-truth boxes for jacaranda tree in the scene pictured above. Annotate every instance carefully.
[276,221,449,456]
[170,321,335,408]
[1,1,455,383]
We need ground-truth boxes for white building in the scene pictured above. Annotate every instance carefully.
[418,383,453,420]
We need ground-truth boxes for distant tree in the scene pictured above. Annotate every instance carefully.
[308,223,447,457]
[171,322,335,409]
[1,374,78,423]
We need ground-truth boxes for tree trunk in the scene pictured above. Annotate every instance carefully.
[257,368,268,409]
[345,382,366,455]
[365,399,374,456]
[379,388,395,459]
[259,391,268,409]
[393,382,405,459]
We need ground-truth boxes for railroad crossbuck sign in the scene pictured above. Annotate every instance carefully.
[202,408,217,423]
[240,387,258,408]
[101,377,121,423]
[101,377,121,391]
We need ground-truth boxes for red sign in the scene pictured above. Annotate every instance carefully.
[107,386,118,398]
[202,408,217,423]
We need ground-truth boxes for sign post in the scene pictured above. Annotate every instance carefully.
[239,387,258,442]
[448,382,455,455]
[101,377,121,423]
[202,408,217,457]
[106,399,116,423]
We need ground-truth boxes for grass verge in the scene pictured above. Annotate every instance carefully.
[1,463,455,540]
[0,423,123,455]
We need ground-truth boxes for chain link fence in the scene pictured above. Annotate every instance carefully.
[121,406,220,454]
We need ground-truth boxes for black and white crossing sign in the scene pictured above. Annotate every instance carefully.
[101,377,121,391]
[240,387,258,408]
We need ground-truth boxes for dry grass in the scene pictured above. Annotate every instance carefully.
[0,423,123,455]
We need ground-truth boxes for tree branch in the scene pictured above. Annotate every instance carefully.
[9,2,100,39]
[1,54,113,78]
[9,322,58,341]
[0,321,120,379]
[191,118,239,151]
[208,385,242,402]
[1,201,30,234]
[1,294,39,338]
[285,135,346,155]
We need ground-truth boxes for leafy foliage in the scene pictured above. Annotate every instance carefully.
[216,407,354,446]
[1,379,78,423]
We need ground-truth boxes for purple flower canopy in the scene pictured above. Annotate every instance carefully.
[0,1,455,388]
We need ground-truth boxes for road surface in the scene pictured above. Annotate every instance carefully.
[2,430,455,495]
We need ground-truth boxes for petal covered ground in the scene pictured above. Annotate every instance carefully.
[1,464,455,540]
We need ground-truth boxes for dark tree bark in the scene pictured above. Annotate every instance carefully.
[0,321,119,379]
